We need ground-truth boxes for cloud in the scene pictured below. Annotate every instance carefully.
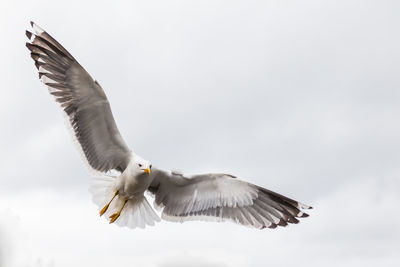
[0,209,21,267]
[0,175,399,267]
[159,258,226,267]
[0,0,399,266]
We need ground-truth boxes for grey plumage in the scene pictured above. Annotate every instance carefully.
[26,23,131,173]
[149,169,311,229]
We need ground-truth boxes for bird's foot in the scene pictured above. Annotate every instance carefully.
[99,203,110,216]
[99,191,119,217]
[108,197,129,224]
[109,212,121,223]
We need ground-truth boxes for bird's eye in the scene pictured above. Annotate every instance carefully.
[149,164,152,169]
[138,163,142,167]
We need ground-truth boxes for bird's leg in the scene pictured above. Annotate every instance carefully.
[109,198,129,223]
[99,191,119,216]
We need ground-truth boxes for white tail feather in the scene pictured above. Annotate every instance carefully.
[89,176,160,229]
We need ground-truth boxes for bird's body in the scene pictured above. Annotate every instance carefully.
[116,156,153,198]
[26,21,312,230]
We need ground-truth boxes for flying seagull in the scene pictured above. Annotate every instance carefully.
[26,21,312,230]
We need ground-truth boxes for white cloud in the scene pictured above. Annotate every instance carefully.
[1,176,399,267]
[1,0,399,266]
[2,177,400,267]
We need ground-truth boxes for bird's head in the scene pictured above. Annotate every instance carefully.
[133,156,152,175]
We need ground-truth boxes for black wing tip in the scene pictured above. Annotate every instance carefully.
[298,202,313,210]
[260,217,305,230]
[299,212,309,218]
[278,220,288,227]
[30,21,34,27]
[25,42,37,52]
[34,61,41,70]
[25,30,33,39]
[30,52,40,61]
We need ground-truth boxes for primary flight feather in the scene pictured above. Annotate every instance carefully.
[26,21,312,230]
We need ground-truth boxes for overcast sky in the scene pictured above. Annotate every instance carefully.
[1,0,399,266]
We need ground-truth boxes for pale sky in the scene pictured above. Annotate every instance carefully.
[1,1,399,267]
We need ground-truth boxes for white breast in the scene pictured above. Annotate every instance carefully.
[116,159,153,198]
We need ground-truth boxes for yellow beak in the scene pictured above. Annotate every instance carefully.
[144,168,151,174]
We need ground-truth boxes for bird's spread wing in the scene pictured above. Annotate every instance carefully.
[148,168,312,229]
[26,22,131,173]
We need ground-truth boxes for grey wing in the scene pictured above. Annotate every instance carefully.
[148,168,312,229]
[26,22,131,173]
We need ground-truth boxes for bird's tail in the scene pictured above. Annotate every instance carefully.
[89,175,160,229]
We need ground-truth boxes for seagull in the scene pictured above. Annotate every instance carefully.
[26,21,312,230]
